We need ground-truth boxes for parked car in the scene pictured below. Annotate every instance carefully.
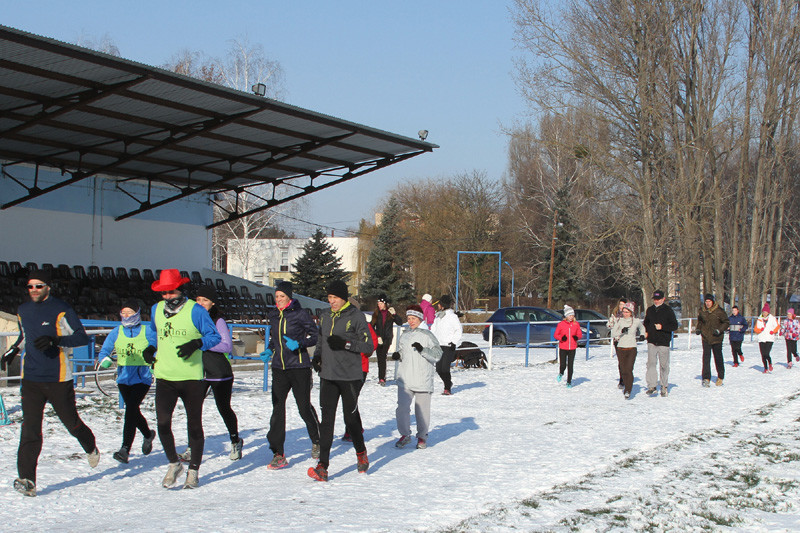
[554,308,610,342]
[481,306,599,346]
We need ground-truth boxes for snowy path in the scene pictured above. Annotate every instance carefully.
[0,336,798,532]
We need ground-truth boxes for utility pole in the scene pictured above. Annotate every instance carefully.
[547,214,559,309]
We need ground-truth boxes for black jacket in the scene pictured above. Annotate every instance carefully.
[643,303,679,347]
[370,309,402,349]
[267,299,319,370]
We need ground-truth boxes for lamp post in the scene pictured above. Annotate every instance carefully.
[547,217,562,309]
[504,261,515,307]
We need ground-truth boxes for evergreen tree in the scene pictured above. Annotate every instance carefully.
[360,197,415,303]
[543,185,585,305]
[291,228,349,300]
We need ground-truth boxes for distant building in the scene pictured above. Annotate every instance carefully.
[226,236,369,296]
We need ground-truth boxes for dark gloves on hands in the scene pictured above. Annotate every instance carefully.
[638,334,646,342]
[312,354,322,373]
[620,327,629,335]
[572,335,579,341]
[391,351,401,361]
[713,329,721,336]
[412,342,423,353]
[142,345,157,365]
[327,335,348,351]
[33,335,59,351]
[561,335,567,342]
[448,342,456,350]
[176,339,203,359]
[1,346,19,371]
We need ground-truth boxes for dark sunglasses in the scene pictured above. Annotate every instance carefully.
[160,290,178,295]
[27,284,47,290]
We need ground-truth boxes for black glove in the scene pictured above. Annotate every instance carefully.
[561,335,567,342]
[33,335,59,351]
[176,339,203,359]
[713,329,721,336]
[572,335,579,341]
[620,327,629,335]
[638,335,645,342]
[412,342,423,353]
[142,345,157,365]
[695,330,701,335]
[1,346,19,371]
[448,342,456,350]
[327,335,347,351]
[312,354,322,373]
[391,351,401,361]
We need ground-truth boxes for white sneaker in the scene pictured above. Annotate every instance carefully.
[178,448,192,462]
[229,438,243,461]
[13,478,36,497]
[183,468,199,489]
[87,448,100,468]
[162,462,184,488]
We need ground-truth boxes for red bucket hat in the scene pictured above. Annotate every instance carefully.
[151,269,190,292]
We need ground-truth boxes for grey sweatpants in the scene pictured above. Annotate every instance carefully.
[396,386,432,441]
[646,344,670,390]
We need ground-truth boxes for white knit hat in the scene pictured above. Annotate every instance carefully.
[422,294,432,303]
[563,305,575,317]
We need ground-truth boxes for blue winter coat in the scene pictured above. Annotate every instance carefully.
[728,314,749,342]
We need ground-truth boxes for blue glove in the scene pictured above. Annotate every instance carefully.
[259,348,273,363]
[283,336,300,351]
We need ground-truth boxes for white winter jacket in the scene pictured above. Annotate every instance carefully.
[755,314,780,343]
[431,309,462,347]
[396,327,443,393]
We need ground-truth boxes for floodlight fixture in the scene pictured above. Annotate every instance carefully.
[252,83,267,97]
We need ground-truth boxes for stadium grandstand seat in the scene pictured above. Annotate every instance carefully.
[215,279,226,292]
[129,268,142,282]
[191,271,203,285]
[142,269,155,284]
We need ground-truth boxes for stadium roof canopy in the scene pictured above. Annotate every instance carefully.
[0,25,436,228]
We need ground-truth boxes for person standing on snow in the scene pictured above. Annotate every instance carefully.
[754,303,780,373]
[606,297,629,390]
[370,294,402,386]
[728,306,748,367]
[779,307,799,369]
[263,281,320,470]
[144,269,221,490]
[392,304,442,450]
[431,294,462,396]
[696,294,730,387]
[553,305,583,388]
[643,290,679,397]
[194,286,243,461]
[96,299,156,465]
[2,269,99,497]
[308,280,374,482]
[609,302,645,399]
[419,294,436,329]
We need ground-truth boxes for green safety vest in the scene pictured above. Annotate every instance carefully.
[153,300,203,380]
[114,325,150,366]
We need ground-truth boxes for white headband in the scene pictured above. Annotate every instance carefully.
[407,309,424,320]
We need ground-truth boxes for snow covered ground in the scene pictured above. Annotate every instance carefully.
[1,334,799,532]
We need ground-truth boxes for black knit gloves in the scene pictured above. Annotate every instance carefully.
[176,339,203,359]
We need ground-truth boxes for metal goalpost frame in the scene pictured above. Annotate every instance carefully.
[455,251,502,311]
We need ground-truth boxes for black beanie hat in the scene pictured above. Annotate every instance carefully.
[704,293,715,302]
[196,285,218,303]
[121,298,140,312]
[326,279,349,300]
[275,280,293,299]
[27,268,52,285]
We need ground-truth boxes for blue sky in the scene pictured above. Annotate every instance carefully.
[2,1,524,235]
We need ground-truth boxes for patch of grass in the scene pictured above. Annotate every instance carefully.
[521,498,539,508]
[578,507,612,516]
[694,510,740,527]
[606,494,623,503]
